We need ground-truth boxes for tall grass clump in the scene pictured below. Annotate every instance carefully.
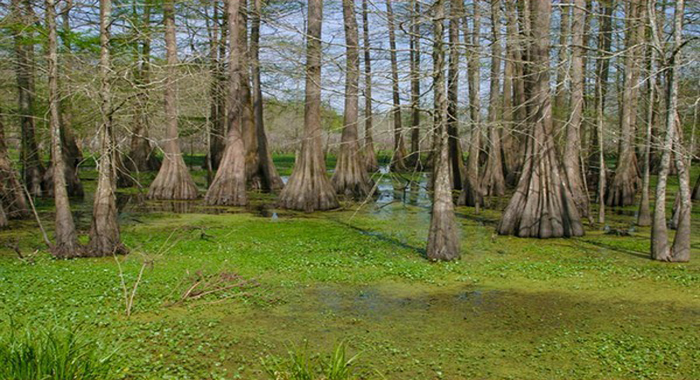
[261,341,360,380]
[0,325,120,380]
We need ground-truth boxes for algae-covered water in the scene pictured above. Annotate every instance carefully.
[0,162,698,379]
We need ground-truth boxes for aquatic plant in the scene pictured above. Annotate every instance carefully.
[0,325,120,380]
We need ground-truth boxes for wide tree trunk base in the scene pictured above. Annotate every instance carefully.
[148,157,198,200]
[606,161,640,207]
[278,168,339,212]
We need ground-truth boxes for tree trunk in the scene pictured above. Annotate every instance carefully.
[638,16,656,227]
[501,0,522,186]
[385,0,408,172]
[458,0,483,207]
[553,1,570,132]
[277,0,338,212]
[251,0,283,192]
[607,1,645,207]
[209,2,228,172]
[0,201,7,229]
[650,0,688,262]
[126,0,160,174]
[360,0,378,172]
[331,0,374,199]
[88,0,127,257]
[43,0,83,198]
[482,0,506,197]
[148,0,199,200]
[427,0,460,261]
[497,0,584,238]
[0,111,29,218]
[12,0,44,197]
[205,0,248,206]
[46,0,79,257]
[408,0,423,170]
[563,0,590,219]
[447,0,465,190]
[588,0,613,185]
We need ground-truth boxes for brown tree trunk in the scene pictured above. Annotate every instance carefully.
[12,0,44,197]
[0,201,7,228]
[0,111,29,218]
[331,0,374,199]
[482,0,506,197]
[251,0,283,192]
[386,0,407,172]
[205,0,248,206]
[458,0,484,207]
[408,0,423,170]
[563,0,590,219]
[361,0,378,172]
[447,0,465,190]
[43,0,83,198]
[501,0,522,186]
[650,0,688,262]
[587,0,613,184]
[497,0,584,238]
[46,0,79,257]
[691,174,700,200]
[553,1,570,132]
[126,0,160,174]
[277,0,338,212]
[638,20,656,227]
[427,0,460,261]
[148,0,198,200]
[607,1,645,206]
[88,0,127,257]
[209,2,228,172]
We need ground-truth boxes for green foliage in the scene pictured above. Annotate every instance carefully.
[261,341,360,380]
[0,325,120,380]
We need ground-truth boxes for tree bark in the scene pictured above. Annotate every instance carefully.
[12,0,44,197]
[650,0,689,262]
[205,0,248,206]
[458,0,484,207]
[46,0,79,257]
[43,0,84,198]
[482,0,506,197]
[497,0,584,238]
[408,0,423,170]
[447,0,465,190]
[251,0,283,192]
[0,201,7,229]
[277,0,338,212]
[563,0,590,219]
[208,2,228,172]
[385,0,408,172]
[606,1,645,207]
[331,0,374,199]
[501,0,523,186]
[0,111,29,218]
[427,0,460,261]
[148,0,199,200]
[553,1,571,132]
[360,0,378,172]
[88,0,127,257]
[126,0,160,173]
[637,15,657,227]
[587,0,613,184]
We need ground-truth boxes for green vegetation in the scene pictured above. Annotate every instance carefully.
[0,157,698,379]
[0,325,119,380]
[261,341,359,380]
